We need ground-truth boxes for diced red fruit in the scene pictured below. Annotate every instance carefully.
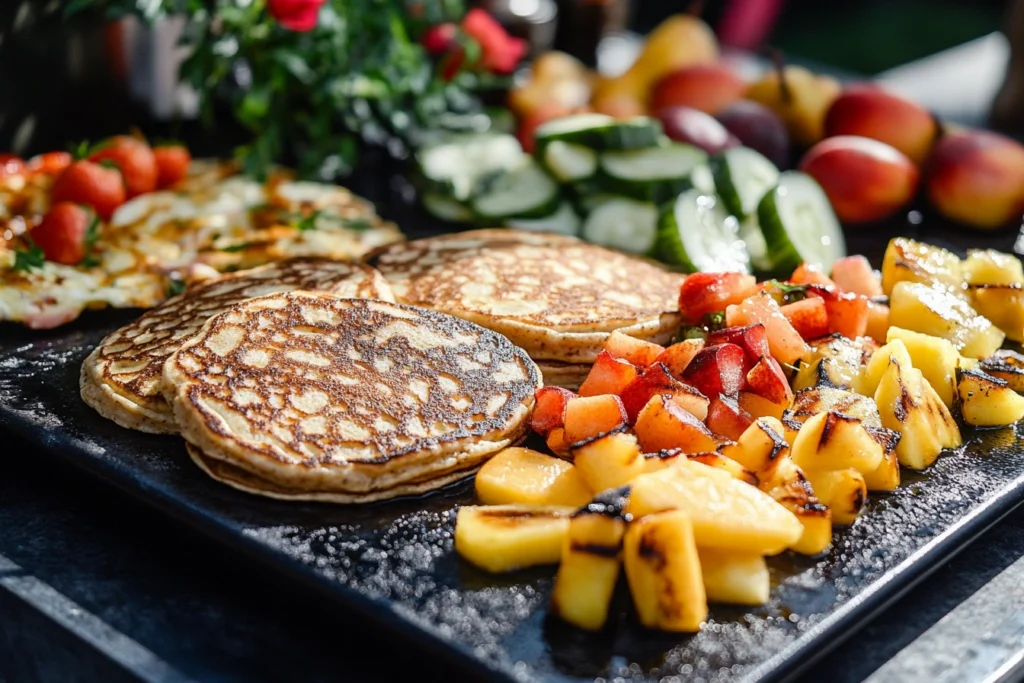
[422,22,457,55]
[529,386,576,437]
[678,272,757,322]
[667,385,711,422]
[830,255,883,297]
[789,262,836,287]
[634,394,719,454]
[737,390,786,420]
[620,362,685,423]
[0,154,26,177]
[680,343,746,398]
[814,290,870,338]
[706,323,769,371]
[653,339,705,379]
[563,394,628,445]
[50,160,126,221]
[26,151,72,176]
[745,356,794,406]
[865,301,890,343]
[578,351,639,397]
[603,330,665,367]
[780,297,829,341]
[546,428,571,457]
[725,291,809,365]
[88,135,158,198]
[29,203,95,265]
[153,145,192,189]
[705,394,755,441]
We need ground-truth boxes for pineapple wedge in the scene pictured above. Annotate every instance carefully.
[863,432,901,491]
[783,386,883,445]
[572,431,646,493]
[475,448,592,507]
[805,468,867,526]
[719,417,789,479]
[875,358,962,470]
[794,334,878,392]
[623,510,708,632]
[880,236,962,294]
[790,411,884,475]
[626,459,803,555]
[855,338,913,397]
[889,281,1004,359]
[963,249,1024,285]
[957,368,1024,427]
[550,491,630,631]
[759,457,832,555]
[885,327,960,407]
[980,350,1024,391]
[642,450,758,485]
[697,550,770,606]
[455,504,575,573]
[969,285,1024,343]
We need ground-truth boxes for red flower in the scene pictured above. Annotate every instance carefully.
[267,0,325,32]
[422,23,457,55]
[461,8,526,74]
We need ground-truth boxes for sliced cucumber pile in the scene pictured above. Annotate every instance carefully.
[414,112,847,275]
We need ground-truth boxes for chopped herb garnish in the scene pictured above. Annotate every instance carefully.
[296,209,321,232]
[78,209,101,268]
[166,279,187,297]
[702,311,727,331]
[219,242,253,253]
[676,326,708,343]
[13,245,45,272]
[762,279,809,305]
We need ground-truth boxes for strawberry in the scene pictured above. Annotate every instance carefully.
[26,151,72,176]
[88,135,157,197]
[30,203,98,265]
[50,160,126,220]
[153,144,192,189]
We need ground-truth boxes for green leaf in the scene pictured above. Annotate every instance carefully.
[274,51,314,84]
[166,279,187,297]
[296,209,322,232]
[219,242,253,252]
[13,245,45,273]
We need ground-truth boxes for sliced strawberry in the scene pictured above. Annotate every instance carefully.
[30,203,96,265]
[88,135,157,197]
[50,161,126,221]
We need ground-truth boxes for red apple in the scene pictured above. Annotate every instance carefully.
[825,85,939,165]
[650,63,748,115]
[716,99,790,169]
[604,330,665,367]
[620,363,686,423]
[530,386,576,437]
[746,356,793,406]
[678,272,757,323]
[798,135,919,223]
[706,324,769,370]
[681,343,747,397]
[563,394,629,445]
[705,394,755,441]
[657,106,740,154]
[653,339,705,379]
[578,350,640,397]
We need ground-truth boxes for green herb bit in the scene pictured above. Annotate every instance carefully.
[702,311,726,331]
[166,279,187,297]
[13,245,45,272]
[219,242,253,253]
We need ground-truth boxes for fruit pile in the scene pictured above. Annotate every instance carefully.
[506,12,1024,232]
[454,237,1024,633]
[1,137,191,268]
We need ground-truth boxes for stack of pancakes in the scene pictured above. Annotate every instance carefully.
[367,230,687,389]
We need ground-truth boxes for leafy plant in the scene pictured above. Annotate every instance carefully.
[67,0,510,180]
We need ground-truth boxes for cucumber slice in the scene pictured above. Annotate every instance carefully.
[471,159,561,221]
[581,198,659,254]
[690,163,716,195]
[709,147,780,219]
[542,141,598,182]
[757,171,846,274]
[535,114,662,152]
[506,201,580,236]
[738,216,773,273]
[422,193,474,223]
[599,144,707,204]
[416,132,524,202]
[574,192,623,215]
[655,189,751,273]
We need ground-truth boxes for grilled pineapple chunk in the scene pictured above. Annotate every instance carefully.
[963,249,1024,285]
[957,368,1024,427]
[687,452,758,485]
[719,417,789,478]
[623,510,707,632]
[626,459,803,555]
[475,448,592,507]
[805,468,867,526]
[875,358,962,470]
[855,338,913,397]
[981,350,1024,391]
[783,386,883,446]
[889,281,1004,359]
[455,505,574,573]
[790,411,884,475]
[697,549,769,606]
[550,493,629,630]
[572,431,645,493]
[969,285,1024,343]
[793,334,878,392]
[885,327,960,407]
[863,431,901,491]
[759,457,833,555]
[880,237,962,294]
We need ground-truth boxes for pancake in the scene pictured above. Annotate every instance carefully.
[535,361,592,391]
[366,229,686,364]
[81,259,394,434]
[162,292,540,499]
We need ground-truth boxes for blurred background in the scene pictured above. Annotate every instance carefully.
[0,0,1015,158]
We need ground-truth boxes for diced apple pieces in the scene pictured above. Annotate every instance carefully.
[475,448,593,507]
[697,550,770,606]
[746,356,794,406]
[550,507,628,630]
[653,339,706,379]
[889,281,1004,359]
[620,363,688,423]
[626,460,803,555]
[875,358,962,470]
[578,350,639,397]
[604,330,665,367]
[790,411,884,476]
[781,297,830,341]
[725,290,810,366]
[886,327,960,407]
[706,394,754,441]
[738,390,786,421]
[720,417,789,477]
[455,504,575,573]
[707,324,770,369]
[563,394,628,445]
[530,386,576,437]
[678,272,757,323]
[635,394,718,454]
[681,343,747,397]
[572,431,646,493]
[957,368,1024,427]
[623,510,708,632]
[805,468,867,526]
